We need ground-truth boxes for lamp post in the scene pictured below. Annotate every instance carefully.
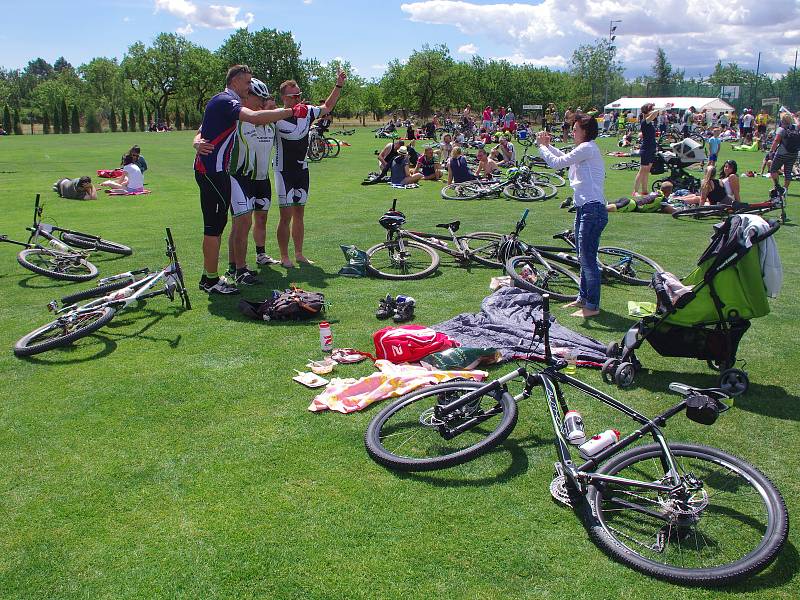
[603,19,622,111]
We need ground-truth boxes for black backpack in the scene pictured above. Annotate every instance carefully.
[782,128,800,154]
[239,288,326,321]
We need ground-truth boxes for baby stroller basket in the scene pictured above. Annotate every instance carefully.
[605,215,780,394]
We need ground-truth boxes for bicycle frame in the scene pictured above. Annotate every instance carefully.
[26,194,99,252]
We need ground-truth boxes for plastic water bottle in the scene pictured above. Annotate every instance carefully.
[563,410,586,445]
[319,321,333,352]
[579,429,621,458]
[48,238,70,252]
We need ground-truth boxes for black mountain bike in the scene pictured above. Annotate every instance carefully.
[14,228,189,357]
[365,295,788,586]
[672,186,788,224]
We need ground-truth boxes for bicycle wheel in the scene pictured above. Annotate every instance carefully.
[598,247,662,286]
[60,278,134,305]
[502,183,545,201]
[365,380,518,471]
[672,205,728,221]
[611,162,633,171]
[651,178,668,193]
[441,182,483,200]
[532,171,567,186]
[14,306,116,357]
[307,136,325,161]
[324,137,341,157]
[461,232,503,267]
[366,239,440,280]
[506,254,580,301]
[60,232,133,256]
[17,248,98,282]
[584,442,788,586]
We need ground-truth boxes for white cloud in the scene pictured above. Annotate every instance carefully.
[176,23,194,35]
[154,0,254,31]
[303,0,313,4]
[371,64,388,70]
[400,1,800,75]
[458,43,478,55]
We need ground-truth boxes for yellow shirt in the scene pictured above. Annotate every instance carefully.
[756,114,769,126]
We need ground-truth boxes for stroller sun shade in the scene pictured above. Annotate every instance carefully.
[670,138,706,163]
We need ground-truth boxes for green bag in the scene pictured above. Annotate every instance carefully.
[422,347,500,370]
[338,244,368,277]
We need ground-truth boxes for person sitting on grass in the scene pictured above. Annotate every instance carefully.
[489,137,516,167]
[474,148,500,179]
[53,176,97,200]
[605,181,675,213]
[412,146,441,181]
[447,146,478,184]
[390,146,423,186]
[99,154,144,193]
[122,145,147,173]
[377,139,404,176]
[670,165,729,206]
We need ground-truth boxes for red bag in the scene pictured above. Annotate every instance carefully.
[373,325,459,363]
[97,169,124,178]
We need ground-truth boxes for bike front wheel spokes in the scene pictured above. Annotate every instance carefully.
[597,247,663,286]
[671,205,727,221]
[585,442,788,585]
[440,182,483,200]
[14,306,116,357]
[365,239,440,280]
[17,248,99,281]
[502,183,545,201]
[365,381,518,471]
[506,254,580,301]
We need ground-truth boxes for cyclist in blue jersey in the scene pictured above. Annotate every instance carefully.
[193,64,301,295]
[274,70,346,268]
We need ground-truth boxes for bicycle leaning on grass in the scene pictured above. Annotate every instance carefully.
[14,228,190,357]
[365,294,788,586]
[365,199,508,280]
[440,166,558,201]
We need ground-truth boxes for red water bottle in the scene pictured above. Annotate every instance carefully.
[319,321,333,352]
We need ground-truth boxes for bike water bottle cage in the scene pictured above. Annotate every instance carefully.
[685,394,721,425]
[379,211,406,231]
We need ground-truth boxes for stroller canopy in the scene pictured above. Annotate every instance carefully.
[670,138,707,164]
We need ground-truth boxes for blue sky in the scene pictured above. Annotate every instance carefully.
[2,1,798,79]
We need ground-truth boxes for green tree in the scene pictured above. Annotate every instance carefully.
[53,56,73,74]
[2,104,10,132]
[12,108,22,134]
[182,45,223,112]
[217,28,307,96]
[85,108,101,133]
[381,44,455,116]
[52,105,61,134]
[42,111,50,134]
[120,107,128,132]
[70,105,80,133]
[109,108,117,132]
[174,105,182,130]
[649,47,684,96]
[570,39,623,108]
[129,106,137,131]
[60,98,69,133]
[138,105,145,131]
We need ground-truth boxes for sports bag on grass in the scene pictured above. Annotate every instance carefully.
[373,325,459,363]
[239,287,325,321]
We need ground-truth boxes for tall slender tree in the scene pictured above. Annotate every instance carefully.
[2,105,10,132]
[52,105,61,134]
[129,106,137,132]
[120,108,128,132]
[60,98,69,133]
[12,108,22,134]
[42,111,50,134]
[70,105,80,133]
[109,108,117,132]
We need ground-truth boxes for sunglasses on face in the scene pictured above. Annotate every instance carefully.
[285,92,302,98]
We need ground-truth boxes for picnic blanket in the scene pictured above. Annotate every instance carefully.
[97,169,124,178]
[433,286,608,367]
[105,189,151,196]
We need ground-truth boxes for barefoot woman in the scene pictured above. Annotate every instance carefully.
[536,113,608,317]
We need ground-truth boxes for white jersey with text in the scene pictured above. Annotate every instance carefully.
[274,106,323,172]
[231,121,275,180]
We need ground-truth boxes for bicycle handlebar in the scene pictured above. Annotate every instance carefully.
[391,199,397,211]
[514,209,529,235]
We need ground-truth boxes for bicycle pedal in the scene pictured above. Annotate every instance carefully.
[549,475,574,507]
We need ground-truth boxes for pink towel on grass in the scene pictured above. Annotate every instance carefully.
[105,188,151,196]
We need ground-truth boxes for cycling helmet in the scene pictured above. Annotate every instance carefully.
[497,235,525,264]
[249,78,271,99]
[378,210,406,230]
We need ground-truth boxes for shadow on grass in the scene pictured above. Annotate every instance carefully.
[726,540,799,593]
[621,367,800,421]
[392,434,554,488]
[18,334,118,364]
[17,274,76,291]
[101,305,185,348]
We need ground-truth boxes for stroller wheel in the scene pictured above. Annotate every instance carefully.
[601,359,619,384]
[606,341,620,358]
[720,368,749,396]
[614,362,636,388]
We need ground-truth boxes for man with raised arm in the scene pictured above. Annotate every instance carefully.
[274,70,346,268]
[193,64,300,295]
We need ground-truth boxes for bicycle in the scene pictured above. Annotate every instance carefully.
[332,128,355,136]
[672,187,787,224]
[14,228,190,357]
[501,212,663,300]
[364,199,508,280]
[440,167,557,202]
[364,294,788,585]
[610,160,641,171]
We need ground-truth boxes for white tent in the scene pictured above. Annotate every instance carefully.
[604,97,735,113]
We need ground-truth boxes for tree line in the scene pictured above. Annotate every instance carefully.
[2,29,799,134]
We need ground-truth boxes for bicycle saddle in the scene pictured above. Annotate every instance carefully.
[436,221,460,232]
[552,229,572,240]
[668,382,726,399]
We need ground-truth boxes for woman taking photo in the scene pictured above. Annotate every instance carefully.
[633,103,659,196]
[536,112,607,317]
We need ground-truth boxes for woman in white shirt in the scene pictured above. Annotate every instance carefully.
[536,113,608,317]
[100,154,144,192]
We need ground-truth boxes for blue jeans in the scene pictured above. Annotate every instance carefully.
[573,202,608,310]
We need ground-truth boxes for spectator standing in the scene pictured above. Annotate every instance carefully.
[707,127,722,167]
[632,103,659,196]
[769,112,799,195]
[482,106,492,131]
[536,113,607,317]
[742,109,755,142]
[682,106,695,137]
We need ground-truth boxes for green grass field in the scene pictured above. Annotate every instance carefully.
[0,129,798,598]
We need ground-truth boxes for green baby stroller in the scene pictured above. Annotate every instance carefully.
[603,214,781,395]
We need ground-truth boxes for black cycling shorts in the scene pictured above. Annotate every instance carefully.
[770,153,798,180]
[276,169,310,207]
[196,171,231,236]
